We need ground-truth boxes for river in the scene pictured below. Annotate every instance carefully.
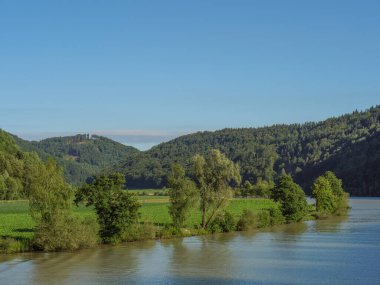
[1,198,379,285]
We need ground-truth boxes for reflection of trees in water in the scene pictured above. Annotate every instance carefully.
[163,235,234,279]
[280,222,308,235]
[237,230,258,242]
[237,222,309,245]
[313,215,348,233]
[29,242,157,285]
[264,222,308,245]
[0,254,22,264]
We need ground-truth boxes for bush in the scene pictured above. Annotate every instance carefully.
[0,238,30,254]
[268,207,285,225]
[208,211,236,233]
[258,211,271,228]
[122,222,157,242]
[76,174,141,244]
[156,225,182,239]
[257,207,285,228]
[236,209,257,231]
[33,215,99,251]
[271,174,308,223]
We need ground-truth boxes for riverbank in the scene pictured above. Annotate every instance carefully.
[1,198,374,285]
[1,197,285,253]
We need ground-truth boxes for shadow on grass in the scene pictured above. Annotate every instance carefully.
[13,228,34,233]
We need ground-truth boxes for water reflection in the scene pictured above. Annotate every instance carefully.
[165,235,234,279]
[313,215,348,233]
[1,199,380,285]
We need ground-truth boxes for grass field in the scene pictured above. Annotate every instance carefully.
[0,197,277,241]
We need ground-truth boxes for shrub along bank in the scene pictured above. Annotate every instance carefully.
[0,150,349,253]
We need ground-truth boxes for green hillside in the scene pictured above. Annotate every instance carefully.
[3,106,380,196]
[113,106,380,196]
[13,134,139,185]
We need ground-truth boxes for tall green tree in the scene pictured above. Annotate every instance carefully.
[167,163,198,228]
[191,149,241,229]
[271,174,308,222]
[312,171,349,215]
[76,173,141,243]
[28,158,73,222]
[240,181,253,197]
[311,176,337,214]
[27,158,98,251]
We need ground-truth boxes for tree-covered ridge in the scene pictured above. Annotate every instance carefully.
[0,130,48,200]
[114,106,380,196]
[13,134,140,185]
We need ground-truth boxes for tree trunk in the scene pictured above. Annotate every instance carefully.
[201,204,206,228]
[204,198,225,228]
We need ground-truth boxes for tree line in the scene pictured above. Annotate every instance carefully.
[1,134,349,251]
[113,106,380,196]
[4,106,380,196]
[13,134,139,185]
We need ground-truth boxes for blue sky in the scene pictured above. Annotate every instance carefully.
[1,0,379,150]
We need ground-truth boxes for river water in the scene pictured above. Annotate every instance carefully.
[1,198,379,285]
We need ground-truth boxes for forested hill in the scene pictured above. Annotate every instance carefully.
[13,134,139,185]
[0,130,44,199]
[113,106,380,196]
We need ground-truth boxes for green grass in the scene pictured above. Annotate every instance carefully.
[0,198,277,241]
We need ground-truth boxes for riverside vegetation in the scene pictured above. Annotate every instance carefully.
[0,132,349,253]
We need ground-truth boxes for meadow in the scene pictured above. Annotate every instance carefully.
[0,197,277,241]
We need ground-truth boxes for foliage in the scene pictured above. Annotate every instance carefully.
[312,176,337,214]
[268,207,286,225]
[239,179,274,198]
[191,149,241,228]
[33,215,99,251]
[208,211,236,233]
[25,158,98,251]
[257,207,285,228]
[0,237,30,254]
[240,181,253,197]
[271,174,308,222]
[28,158,73,221]
[5,107,380,197]
[109,106,380,197]
[312,171,349,216]
[236,205,284,231]
[236,209,257,231]
[0,131,44,200]
[76,173,141,243]
[156,224,183,239]
[0,130,20,154]
[167,163,198,228]
[122,222,157,242]
[13,134,139,185]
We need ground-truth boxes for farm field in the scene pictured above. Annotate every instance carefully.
[0,197,277,241]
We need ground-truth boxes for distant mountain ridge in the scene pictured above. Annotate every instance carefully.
[13,134,139,185]
[3,105,380,196]
[112,106,380,196]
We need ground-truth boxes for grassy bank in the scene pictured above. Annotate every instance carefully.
[0,197,277,244]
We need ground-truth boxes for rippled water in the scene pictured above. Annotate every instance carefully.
[1,198,380,285]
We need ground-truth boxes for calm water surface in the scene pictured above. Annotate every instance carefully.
[1,198,380,285]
